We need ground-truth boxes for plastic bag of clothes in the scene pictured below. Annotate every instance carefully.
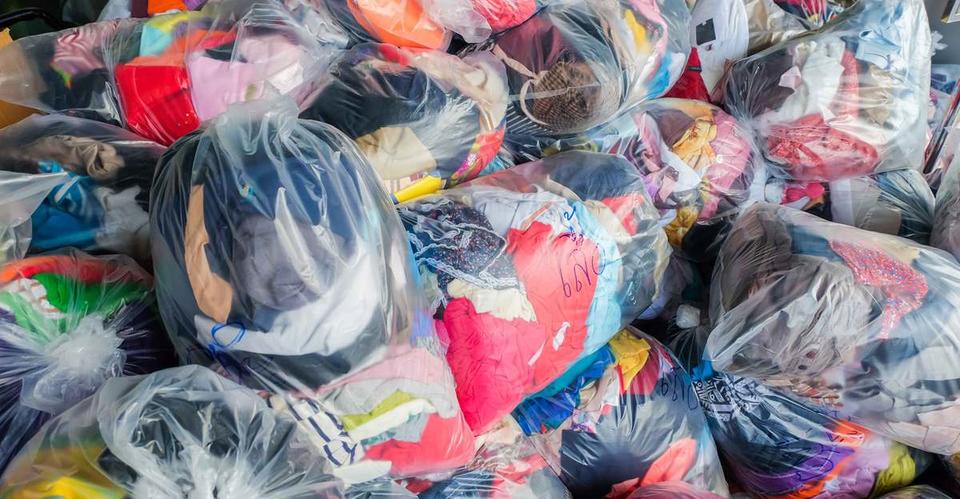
[766,169,936,244]
[0,114,165,262]
[403,418,570,498]
[514,98,766,257]
[400,151,670,434]
[301,43,509,202]
[512,327,728,497]
[316,0,452,51]
[0,0,335,145]
[708,203,960,455]
[478,0,689,146]
[421,0,541,43]
[0,250,174,473]
[686,0,851,98]
[932,154,960,261]
[878,485,954,499]
[723,0,932,181]
[149,100,474,483]
[0,365,343,498]
[0,172,67,265]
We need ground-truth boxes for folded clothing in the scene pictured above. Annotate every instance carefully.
[513,98,766,258]
[483,0,690,147]
[0,114,164,262]
[0,250,174,474]
[513,328,728,498]
[301,43,508,202]
[723,0,931,181]
[768,169,936,244]
[400,151,671,434]
[0,366,342,498]
[149,100,474,482]
[707,203,960,455]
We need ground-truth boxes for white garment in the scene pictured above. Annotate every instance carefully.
[691,0,750,92]
[758,37,847,128]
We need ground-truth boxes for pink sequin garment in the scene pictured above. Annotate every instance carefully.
[828,240,928,339]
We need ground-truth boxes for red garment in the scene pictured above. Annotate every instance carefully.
[363,412,475,476]
[831,49,861,119]
[664,48,711,103]
[0,255,151,286]
[471,0,538,32]
[766,114,879,180]
[115,63,199,145]
[507,220,599,389]
[442,297,545,433]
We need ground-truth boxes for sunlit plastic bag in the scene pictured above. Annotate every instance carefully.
[476,0,689,147]
[0,249,174,473]
[513,98,766,258]
[767,169,936,244]
[708,203,960,455]
[512,328,728,497]
[400,151,671,434]
[0,365,343,498]
[723,0,931,181]
[301,43,509,203]
[0,0,337,145]
[0,114,165,262]
[150,100,474,483]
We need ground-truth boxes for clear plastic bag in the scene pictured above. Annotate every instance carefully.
[0,172,67,265]
[399,151,671,434]
[315,0,452,50]
[0,365,344,498]
[512,98,766,258]
[932,154,960,261]
[478,0,690,146]
[708,203,960,455]
[0,114,165,262]
[512,327,728,497]
[407,418,571,498]
[0,0,336,145]
[766,169,936,244]
[420,0,541,43]
[0,249,174,474]
[301,43,509,203]
[723,0,932,181]
[878,485,954,499]
[149,99,474,484]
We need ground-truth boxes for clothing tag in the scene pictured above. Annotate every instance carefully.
[695,19,717,45]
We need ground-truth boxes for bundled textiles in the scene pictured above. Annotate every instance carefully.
[708,203,960,455]
[148,101,474,484]
[0,250,173,473]
[400,151,670,433]
[0,114,164,261]
[0,366,343,497]
[724,0,931,181]
[0,0,333,145]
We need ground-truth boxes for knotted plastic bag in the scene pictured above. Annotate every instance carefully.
[0,365,343,498]
[150,99,474,484]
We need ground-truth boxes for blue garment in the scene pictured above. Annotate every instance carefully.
[571,200,623,354]
[30,169,104,251]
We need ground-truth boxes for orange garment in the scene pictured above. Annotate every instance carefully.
[348,0,448,50]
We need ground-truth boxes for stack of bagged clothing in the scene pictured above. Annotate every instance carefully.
[0,114,165,262]
[724,0,932,181]
[513,328,728,497]
[480,0,690,150]
[766,169,936,244]
[405,418,570,498]
[149,100,474,486]
[0,0,335,145]
[0,366,343,498]
[513,98,765,258]
[0,250,174,473]
[301,43,509,202]
[707,203,960,456]
[400,151,671,434]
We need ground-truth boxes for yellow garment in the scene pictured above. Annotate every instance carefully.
[870,442,919,497]
[623,9,652,56]
[143,10,203,33]
[608,331,651,390]
[341,391,416,431]
[393,175,444,204]
[184,186,233,323]
[671,117,718,172]
[664,205,701,247]
[2,443,124,499]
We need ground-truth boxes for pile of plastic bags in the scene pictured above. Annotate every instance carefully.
[0,0,959,496]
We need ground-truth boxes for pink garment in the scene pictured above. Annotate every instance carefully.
[442,297,545,433]
[364,412,476,476]
[700,111,752,219]
[828,240,928,339]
